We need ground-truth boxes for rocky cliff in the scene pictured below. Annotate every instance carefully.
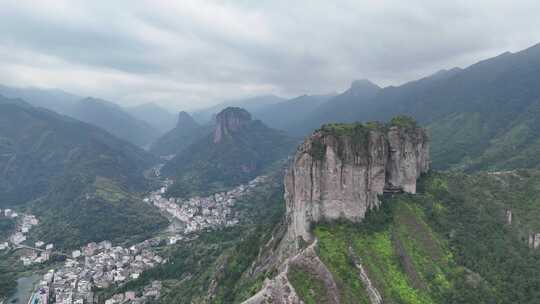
[213,107,252,143]
[283,119,430,250]
[243,118,430,304]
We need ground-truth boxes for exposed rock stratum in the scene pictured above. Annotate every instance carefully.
[282,122,430,251]
[243,119,430,304]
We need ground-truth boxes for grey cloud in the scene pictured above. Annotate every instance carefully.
[1,0,540,110]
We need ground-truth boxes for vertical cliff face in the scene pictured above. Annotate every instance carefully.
[213,107,252,143]
[284,121,430,246]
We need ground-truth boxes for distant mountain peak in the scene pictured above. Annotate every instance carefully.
[177,111,198,129]
[428,67,463,81]
[345,79,381,100]
[213,107,252,143]
[80,96,122,110]
[350,79,380,90]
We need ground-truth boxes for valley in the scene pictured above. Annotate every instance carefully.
[6,166,276,304]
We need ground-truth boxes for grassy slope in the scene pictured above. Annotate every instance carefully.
[288,264,331,304]
[310,195,479,304]
[289,170,540,304]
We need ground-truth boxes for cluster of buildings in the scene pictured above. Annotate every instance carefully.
[145,175,268,237]
[0,211,54,266]
[10,214,38,245]
[0,208,22,250]
[0,208,20,219]
[104,281,162,304]
[17,174,269,304]
[29,240,164,304]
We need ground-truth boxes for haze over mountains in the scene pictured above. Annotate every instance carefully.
[191,95,286,124]
[0,86,166,147]
[126,103,177,134]
[3,42,540,172]
[3,42,540,173]
[189,42,540,173]
[289,43,540,171]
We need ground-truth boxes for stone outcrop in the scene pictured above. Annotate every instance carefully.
[348,246,383,304]
[244,120,429,304]
[528,232,540,249]
[283,122,430,248]
[506,209,512,225]
[213,107,252,143]
[243,240,339,304]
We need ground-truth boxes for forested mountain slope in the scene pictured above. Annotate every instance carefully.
[162,107,296,198]
[68,97,160,148]
[291,43,540,171]
[0,85,160,147]
[252,93,335,131]
[149,111,212,157]
[0,95,166,249]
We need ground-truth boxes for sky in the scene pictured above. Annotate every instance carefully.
[1,0,540,111]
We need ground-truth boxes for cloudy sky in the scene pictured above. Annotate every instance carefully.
[1,0,540,110]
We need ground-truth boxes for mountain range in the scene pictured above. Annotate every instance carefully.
[0,86,166,147]
[191,95,285,124]
[202,43,540,172]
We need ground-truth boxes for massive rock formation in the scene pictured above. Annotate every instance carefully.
[284,121,430,249]
[213,107,252,143]
[243,119,430,304]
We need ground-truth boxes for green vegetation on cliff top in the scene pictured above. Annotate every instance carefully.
[310,115,421,161]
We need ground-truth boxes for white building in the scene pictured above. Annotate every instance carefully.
[11,232,26,244]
